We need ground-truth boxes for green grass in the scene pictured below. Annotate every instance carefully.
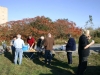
[94,37,100,43]
[55,37,100,44]
[54,39,80,44]
[0,52,100,75]
[54,39,67,45]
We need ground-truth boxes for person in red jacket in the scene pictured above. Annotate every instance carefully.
[27,35,35,59]
[27,35,35,49]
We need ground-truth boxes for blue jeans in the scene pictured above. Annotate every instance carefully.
[45,50,52,65]
[14,48,23,65]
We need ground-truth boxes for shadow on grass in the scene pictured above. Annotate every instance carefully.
[23,52,38,59]
[84,66,100,75]
[39,66,73,75]
[4,51,13,63]
[32,54,100,75]
[33,56,77,75]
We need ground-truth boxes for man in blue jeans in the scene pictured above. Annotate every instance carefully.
[14,34,25,65]
[44,33,54,65]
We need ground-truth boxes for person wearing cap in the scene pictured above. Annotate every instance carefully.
[36,36,44,58]
[66,34,76,64]
[14,34,25,65]
[77,30,95,75]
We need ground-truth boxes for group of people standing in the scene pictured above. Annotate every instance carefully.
[10,29,94,75]
[10,33,54,66]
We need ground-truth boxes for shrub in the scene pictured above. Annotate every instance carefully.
[94,37,100,43]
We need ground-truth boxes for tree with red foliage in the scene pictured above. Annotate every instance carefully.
[0,16,82,44]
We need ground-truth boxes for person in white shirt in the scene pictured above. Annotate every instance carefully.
[14,34,25,65]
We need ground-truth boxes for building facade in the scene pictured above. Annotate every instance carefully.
[0,6,8,25]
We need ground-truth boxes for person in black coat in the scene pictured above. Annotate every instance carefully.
[36,36,44,58]
[77,30,95,75]
[66,34,76,64]
[10,36,17,63]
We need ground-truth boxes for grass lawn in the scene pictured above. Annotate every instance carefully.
[0,51,100,75]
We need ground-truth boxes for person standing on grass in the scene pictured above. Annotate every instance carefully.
[36,36,44,58]
[44,33,54,65]
[10,36,17,63]
[76,30,95,75]
[14,34,25,65]
[66,34,76,64]
[27,35,35,58]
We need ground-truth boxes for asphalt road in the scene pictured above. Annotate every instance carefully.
[53,44,100,55]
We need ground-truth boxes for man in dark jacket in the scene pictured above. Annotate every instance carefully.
[43,33,54,65]
[66,34,76,64]
[10,36,17,63]
[36,36,44,57]
[77,30,94,75]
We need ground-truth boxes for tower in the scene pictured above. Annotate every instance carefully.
[0,6,8,25]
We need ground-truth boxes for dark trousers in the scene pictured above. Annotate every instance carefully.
[67,52,72,64]
[11,46,15,62]
[29,52,34,59]
[45,50,52,65]
[77,56,88,75]
[37,52,43,57]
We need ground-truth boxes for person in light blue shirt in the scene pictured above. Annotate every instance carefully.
[14,34,25,65]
